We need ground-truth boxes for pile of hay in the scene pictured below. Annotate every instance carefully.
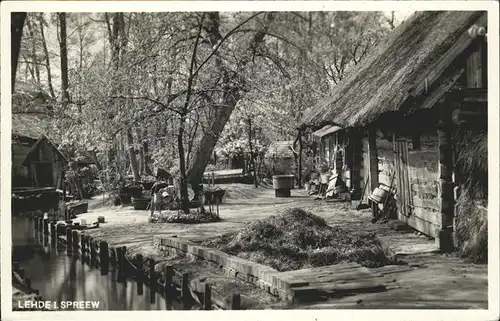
[455,192,488,263]
[453,131,487,263]
[202,208,389,271]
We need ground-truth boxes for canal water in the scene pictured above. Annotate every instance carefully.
[12,217,175,311]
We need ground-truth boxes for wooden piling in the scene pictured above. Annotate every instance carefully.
[43,218,49,235]
[230,293,241,310]
[81,234,86,253]
[50,222,56,244]
[66,227,73,248]
[89,237,96,266]
[72,230,79,249]
[149,259,156,304]
[34,218,39,231]
[100,241,109,275]
[136,254,144,295]
[164,265,173,309]
[38,217,44,231]
[203,283,212,310]
[116,246,126,282]
[181,272,189,310]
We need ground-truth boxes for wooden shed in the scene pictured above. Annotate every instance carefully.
[301,11,488,252]
[12,113,68,189]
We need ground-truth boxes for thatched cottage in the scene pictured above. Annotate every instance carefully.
[301,11,488,253]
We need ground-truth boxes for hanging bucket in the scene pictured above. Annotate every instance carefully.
[368,187,389,204]
[379,183,395,194]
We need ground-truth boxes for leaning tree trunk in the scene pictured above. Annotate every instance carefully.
[187,12,273,189]
[187,87,241,188]
[11,12,27,93]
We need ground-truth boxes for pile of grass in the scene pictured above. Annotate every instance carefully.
[453,130,488,263]
[455,191,488,263]
[202,208,389,271]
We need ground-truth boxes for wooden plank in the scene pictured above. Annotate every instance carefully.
[398,211,440,238]
[412,207,442,226]
[291,281,387,298]
[279,263,362,277]
[419,68,465,111]
[412,197,440,212]
[411,13,487,96]
[312,274,385,286]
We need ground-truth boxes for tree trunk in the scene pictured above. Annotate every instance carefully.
[247,117,258,187]
[187,12,273,188]
[25,17,41,85]
[127,128,141,182]
[11,12,27,93]
[58,12,70,103]
[177,116,190,214]
[136,127,144,175]
[187,87,241,188]
[298,130,303,188]
[37,13,55,98]
[143,128,152,175]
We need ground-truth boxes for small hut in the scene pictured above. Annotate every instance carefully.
[12,113,68,189]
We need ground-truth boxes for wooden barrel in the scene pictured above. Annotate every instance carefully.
[272,175,295,190]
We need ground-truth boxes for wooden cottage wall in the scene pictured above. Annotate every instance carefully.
[26,139,66,189]
[360,137,371,202]
[404,130,442,236]
[12,143,32,185]
[376,130,396,187]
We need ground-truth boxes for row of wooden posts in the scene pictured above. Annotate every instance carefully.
[33,216,241,310]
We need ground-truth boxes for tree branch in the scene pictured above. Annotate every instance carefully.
[192,11,265,80]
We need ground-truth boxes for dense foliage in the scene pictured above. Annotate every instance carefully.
[15,11,398,209]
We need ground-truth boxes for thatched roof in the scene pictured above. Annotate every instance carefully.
[267,140,295,158]
[301,11,486,128]
[11,113,53,140]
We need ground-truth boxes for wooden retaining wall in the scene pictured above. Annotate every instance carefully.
[31,217,241,310]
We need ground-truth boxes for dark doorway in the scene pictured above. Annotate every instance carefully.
[35,162,54,187]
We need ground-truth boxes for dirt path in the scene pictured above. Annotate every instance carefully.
[79,184,487,309]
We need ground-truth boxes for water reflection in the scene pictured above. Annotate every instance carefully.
[12,217,169,311]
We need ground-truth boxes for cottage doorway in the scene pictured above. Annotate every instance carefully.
[35,162,54,187]
[394,139,412,217]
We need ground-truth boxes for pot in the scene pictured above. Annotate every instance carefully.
[368,187,389,204]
